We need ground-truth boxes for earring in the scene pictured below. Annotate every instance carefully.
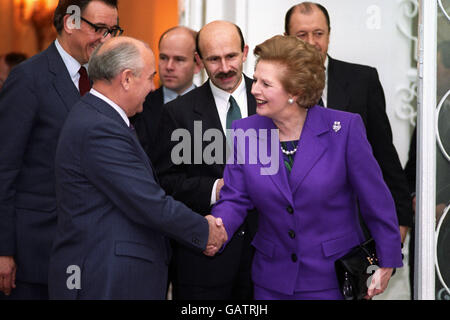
[288,98,294,104]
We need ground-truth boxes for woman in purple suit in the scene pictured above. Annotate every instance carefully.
[211,35,403,300]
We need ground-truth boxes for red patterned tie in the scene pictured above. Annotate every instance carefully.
[78,66,91,96]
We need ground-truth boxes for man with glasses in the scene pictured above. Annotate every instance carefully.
[0,0,122,300]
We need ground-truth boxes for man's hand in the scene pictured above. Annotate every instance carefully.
[0,256,16,296]
[400,226,409,244]
[215,179,225,201]
[364,267,394,300]
[203,215,228,257]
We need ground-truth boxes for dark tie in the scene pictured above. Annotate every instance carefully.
[78,66,91,96]
[226,95,242,130]
[318,97,325,107]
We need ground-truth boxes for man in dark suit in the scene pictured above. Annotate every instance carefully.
[48,36,227,300]
[132,26,202,164]
[154,20,257,300]
[284,2,413,242]
[0,0,122,299]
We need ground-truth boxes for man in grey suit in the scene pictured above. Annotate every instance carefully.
[0,0,122,299]
[48,36,227,300]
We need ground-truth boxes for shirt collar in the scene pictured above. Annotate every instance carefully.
[54,39,87,81]
[90,88,130,127]
[162,83,196,104]
[209,74,246,106]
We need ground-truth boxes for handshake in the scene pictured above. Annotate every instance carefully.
[203,215,228,256]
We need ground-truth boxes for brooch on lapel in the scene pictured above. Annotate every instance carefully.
[333,121,342,133]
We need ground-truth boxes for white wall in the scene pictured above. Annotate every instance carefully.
[181,0,418,166]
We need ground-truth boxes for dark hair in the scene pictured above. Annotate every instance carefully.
[284,2,330,35]
[196,23,245,59]
[254,35,325,109]
[4,52,27,69]
[53,0,118,34]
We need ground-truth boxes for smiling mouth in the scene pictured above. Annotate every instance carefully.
[256,99,267,106]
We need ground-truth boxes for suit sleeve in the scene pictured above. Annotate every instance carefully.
[346,114,403,268]
[211,122,254,242]
[365,68,414,228]
[154,106,217,214]
[0,67,39,255]
[81,122,209,252]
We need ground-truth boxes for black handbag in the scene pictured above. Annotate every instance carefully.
[334,238,379,300]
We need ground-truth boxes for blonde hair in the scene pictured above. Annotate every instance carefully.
[254,35,325,109]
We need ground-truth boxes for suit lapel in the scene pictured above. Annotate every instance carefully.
[327,56,350,111]
[193,81,226,172]
[194,81,224,133]
[244,75,257,116]
[144,87,165,144]
[47,42,80,112]
[256,117,293,204]
[289,107,329,193]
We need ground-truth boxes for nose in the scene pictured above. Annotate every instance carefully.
[251,81,259,96]
[219,58,231,73]
[305,33,315,46]
[166,58,175,71]
[150,80,156,92]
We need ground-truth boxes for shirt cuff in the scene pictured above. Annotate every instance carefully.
[210,179,219,206]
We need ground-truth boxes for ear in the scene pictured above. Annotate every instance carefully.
[194,52,203,65]
[120,69,134,90]
[242,44,249,63]
[63,14,75,35]
[193,53,204,75]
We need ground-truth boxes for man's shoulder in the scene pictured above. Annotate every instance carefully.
[165,82,211,111]
[329,56,377,75]
[16,43,55,73]
[143,87,164,109]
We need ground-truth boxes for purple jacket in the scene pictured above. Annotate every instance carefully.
[212,105,403,295]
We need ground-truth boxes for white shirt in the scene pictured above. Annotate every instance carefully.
[90,88,130,127]
[322,56,329,107]
[209,75,249,205]
[209,75,248,133]
[54,39,88,92]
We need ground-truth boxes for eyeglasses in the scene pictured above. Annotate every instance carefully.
[80,17,124,38]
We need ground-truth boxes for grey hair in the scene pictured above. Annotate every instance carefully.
[88,41,144,82]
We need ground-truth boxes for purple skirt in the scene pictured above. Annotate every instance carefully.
[254,284,344,300]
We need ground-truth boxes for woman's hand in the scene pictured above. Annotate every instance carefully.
[364,267,394,300]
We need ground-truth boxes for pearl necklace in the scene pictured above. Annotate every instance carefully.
[281,144,298,155]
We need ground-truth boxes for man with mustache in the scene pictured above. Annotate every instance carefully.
[154,20,257,300]
[131,26,202,165]
[0,0,121,299]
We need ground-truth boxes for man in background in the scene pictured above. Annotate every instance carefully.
[0,0,122,299]
[131,26,202,164]
[0,52,27,91]
[155,20,257,300]
[285,2,413,242]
